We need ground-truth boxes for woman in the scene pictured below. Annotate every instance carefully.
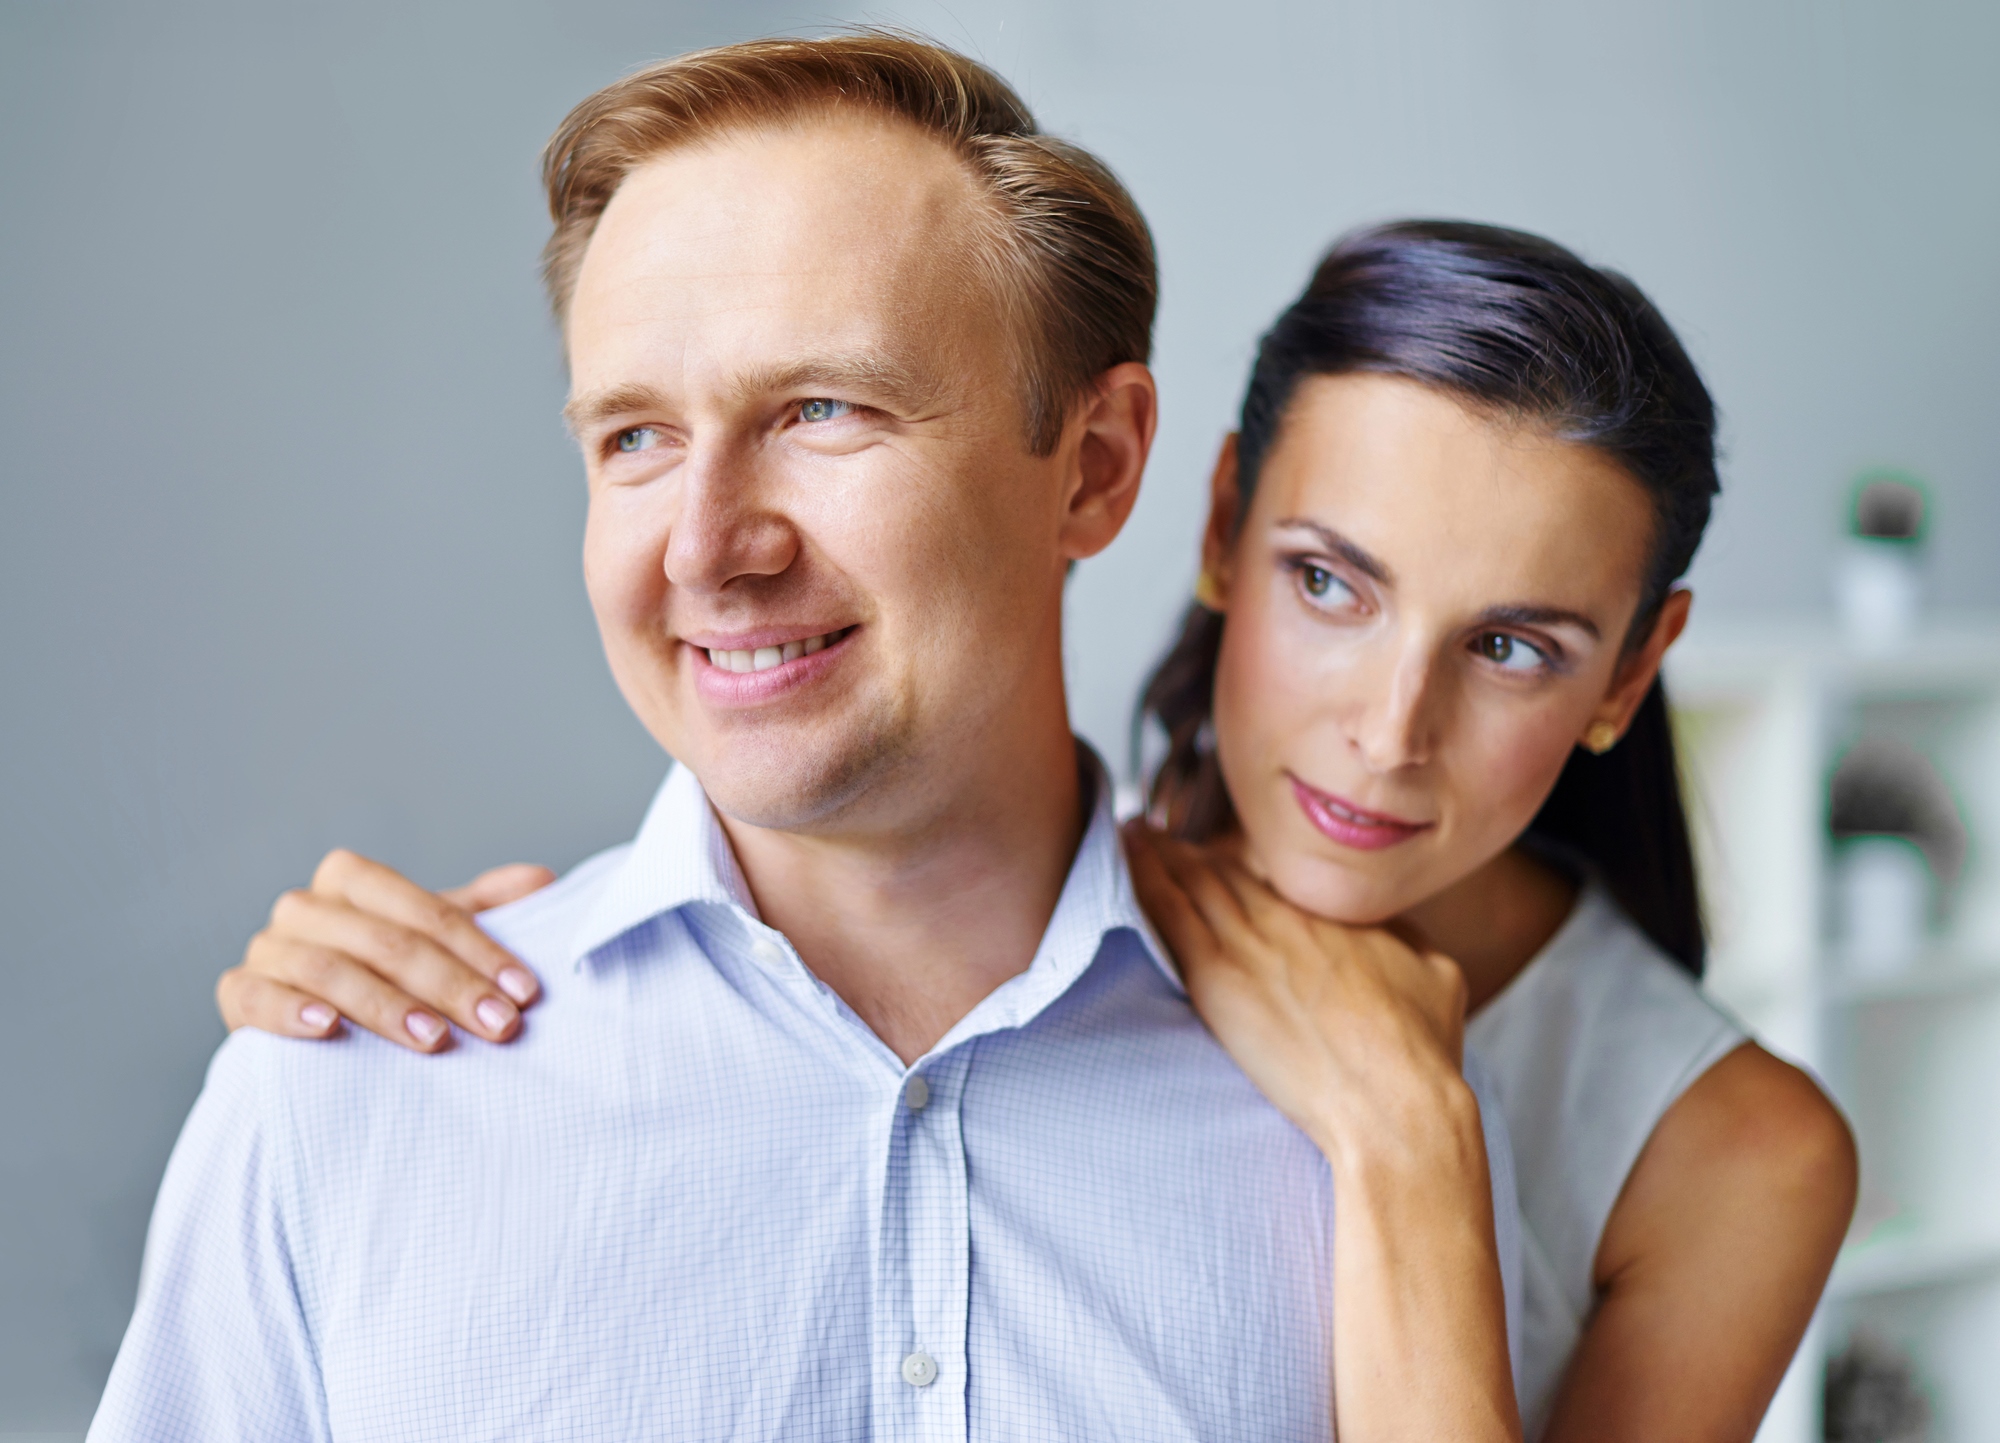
[218,222,1856,1440]
[1123,221,1855,1439]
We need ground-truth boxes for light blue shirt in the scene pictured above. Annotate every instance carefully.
[93,755,1520,1441]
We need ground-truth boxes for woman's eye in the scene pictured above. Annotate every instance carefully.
[615,426,664,454]
[798,398,853,424]
[1295,562,1357,608]
[1475,632,1549,673]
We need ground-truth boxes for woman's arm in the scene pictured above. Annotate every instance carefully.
[1541,1043,1856,1443]
[1125,823,1521,1443]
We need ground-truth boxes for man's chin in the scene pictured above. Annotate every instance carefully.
[679,718,913,836]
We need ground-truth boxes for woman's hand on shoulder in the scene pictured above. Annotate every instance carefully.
[215,850,555,1053]
[1121,820,1474,1174]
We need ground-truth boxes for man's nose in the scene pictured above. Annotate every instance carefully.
[1347,641,1438,774]
[662,442,798,594]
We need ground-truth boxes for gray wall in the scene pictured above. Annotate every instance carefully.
[2,0,1994,1429]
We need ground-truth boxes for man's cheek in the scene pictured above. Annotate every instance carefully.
[584,529,666,626]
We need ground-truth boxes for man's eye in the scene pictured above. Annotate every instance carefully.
[615,426,665,453]
[798,398,853,423]
[1475,632,1549,672]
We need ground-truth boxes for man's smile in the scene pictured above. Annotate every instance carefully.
[686,624,860,706]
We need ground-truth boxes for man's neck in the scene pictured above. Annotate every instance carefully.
[719,709,1088,1066]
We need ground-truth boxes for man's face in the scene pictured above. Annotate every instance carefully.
[566,115,1079,832]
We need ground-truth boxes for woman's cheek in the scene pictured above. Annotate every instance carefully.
[1212,586,1296,776]
[1449,699,1586,845]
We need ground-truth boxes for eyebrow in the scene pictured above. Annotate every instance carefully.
[1272,518,1395,585]
[732,353,942,412]
[563,383,669,436]
[1272,517,1602,639]
[1473,603,1602,639]
[562,351,946,436]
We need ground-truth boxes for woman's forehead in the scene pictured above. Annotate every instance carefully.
[1254,374,1654,599]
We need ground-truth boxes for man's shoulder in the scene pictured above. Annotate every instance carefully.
[223,846,637,1140]
[476,842,634,961]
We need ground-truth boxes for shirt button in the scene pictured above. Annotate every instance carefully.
[904,1075,931,1111]
[901,1350,938,1388]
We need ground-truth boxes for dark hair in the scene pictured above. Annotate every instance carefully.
[1139,220,1717,975]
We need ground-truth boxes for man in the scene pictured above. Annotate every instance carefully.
[94,33,1513,1439]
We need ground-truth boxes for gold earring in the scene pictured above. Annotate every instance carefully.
[1583,721,1619,755]
[1193,571,1226,611]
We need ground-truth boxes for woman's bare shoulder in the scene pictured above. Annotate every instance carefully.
[1600,1041,1857,1285]
[1548,1047,1857,1440]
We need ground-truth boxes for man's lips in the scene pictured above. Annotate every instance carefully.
[685,624,858,705]
[689,625,856,675]
[1289,774,1433,852]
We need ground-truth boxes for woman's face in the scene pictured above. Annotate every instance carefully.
[1208,372,1686,924]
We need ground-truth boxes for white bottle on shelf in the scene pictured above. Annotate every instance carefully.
[1834,836,1930,982]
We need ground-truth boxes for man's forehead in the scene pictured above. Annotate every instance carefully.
[565,114,1001,401]
[576,116,989,307]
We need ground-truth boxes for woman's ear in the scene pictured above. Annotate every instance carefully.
[1199,434,1243,603]
[1582,588,1694,747]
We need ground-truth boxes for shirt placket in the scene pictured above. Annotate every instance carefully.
[871,1047,971,1443]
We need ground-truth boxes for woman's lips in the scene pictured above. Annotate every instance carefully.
[1289,774,1433,852]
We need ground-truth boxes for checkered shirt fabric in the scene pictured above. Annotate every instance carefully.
[92,753,1521,1440]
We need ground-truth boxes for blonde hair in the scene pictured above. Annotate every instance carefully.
[540,30,1156,453]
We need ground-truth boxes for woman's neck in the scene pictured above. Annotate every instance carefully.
[1397,845,1579,1014]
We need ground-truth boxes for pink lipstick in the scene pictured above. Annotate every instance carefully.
[1289,774,1432,852]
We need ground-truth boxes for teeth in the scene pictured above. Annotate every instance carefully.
[706,628,845,673]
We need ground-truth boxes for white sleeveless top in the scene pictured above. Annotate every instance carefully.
[1465,882,1746,1439]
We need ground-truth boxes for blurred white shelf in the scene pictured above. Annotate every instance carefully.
[1832,1229,2000,1300]
[1668,615,2000,1443]
[1668,616,2000,703]
[1822,953,2000,1005]
[1700,950,2000,1014]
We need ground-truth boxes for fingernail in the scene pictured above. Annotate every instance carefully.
[475,997,515,1034]
[300,1002,337,1031]
[405,1011,445,1047]
[497,967,538,1004]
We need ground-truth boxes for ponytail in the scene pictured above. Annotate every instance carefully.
[1527,679,1705,975]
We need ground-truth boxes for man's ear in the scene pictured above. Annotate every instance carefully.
[1583,588,1694,746]
[1059,362,1157,561]
[1197,434,1243,605]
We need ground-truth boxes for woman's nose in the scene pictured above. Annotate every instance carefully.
[1348,647,1436,774]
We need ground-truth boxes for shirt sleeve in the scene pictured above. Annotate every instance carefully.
[1464,1042,1526,1414]
[88,1034,328,1443]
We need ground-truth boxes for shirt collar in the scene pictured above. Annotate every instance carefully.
[566,762,753,969]
[566,745,1181,996]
